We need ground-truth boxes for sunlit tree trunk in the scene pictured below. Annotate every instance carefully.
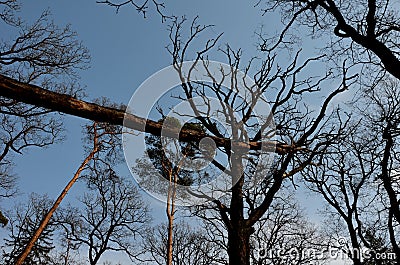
[165,150,185,265]
[166,172,177,265]
[14,124,99,265]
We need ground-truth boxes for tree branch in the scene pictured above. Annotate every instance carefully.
[0,73,296,154]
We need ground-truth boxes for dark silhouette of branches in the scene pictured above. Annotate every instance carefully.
[164,16,355,265]
[260,0,400,81]
[97,0,169,21]
[0,0,89,228]
[2,194,56,264]
[57,122,151,264]
[302,77,400,264]
[250,192,327,265]
[143,221,225,265]
[12,122,102,265]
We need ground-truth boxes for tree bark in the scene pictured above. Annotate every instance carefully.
[227,138,253,265]
[14,138,98,265]
[227,226,253,265]
[320,0,400,80]
[0,73,294,155]
[380,131,400,223]
[166,180,176,265]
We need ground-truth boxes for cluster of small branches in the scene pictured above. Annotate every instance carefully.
[97,0,169,21]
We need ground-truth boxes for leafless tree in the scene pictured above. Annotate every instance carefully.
[143,220,225,265]
[157,16,356,265]
[0,0,89,224]
[47,243,86,265]
[302,77,400,264]
[59,175,150,265]
[192,188,327,265]
[12,122,104,265]
[0,3,389,265]
[0,192,95,265]
[1,193,56,264]
[58,122,151,265]
[259,0,400,82]
[250,191,327,265]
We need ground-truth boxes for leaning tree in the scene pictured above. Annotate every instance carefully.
[0,0,89,225]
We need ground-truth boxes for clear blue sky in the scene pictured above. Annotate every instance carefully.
[8,0,286,210]
[1,0,331,263]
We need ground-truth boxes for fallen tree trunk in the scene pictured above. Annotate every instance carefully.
[0,73,296,154]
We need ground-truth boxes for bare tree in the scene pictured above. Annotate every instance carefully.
[260,0,400,81]
[12,122,103,265]
[2,119,149,264]
[1,193,56,264]
[250,191,327,265]
[191,188,327,265]
[0,192,88,265]
[302,77,400,264]
[143,220,225,265]
[59,175,150,265]
[0,1,89,82]
[0,0,89,224]
[365,78,400,226]
[0,3,386,265]
[47,240,86,265]
[153,16,356,265]
[58,122,151,265]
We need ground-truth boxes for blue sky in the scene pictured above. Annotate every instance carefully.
[1,0,333,263]
[8,0,283,210]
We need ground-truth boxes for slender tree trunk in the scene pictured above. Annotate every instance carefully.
[166,180,176,265]
[165,160,177,265]
[166,211,174,265]
[63,239,71,265]
[164,148,186,265]
[91,251,103,265]
[14,126,99,265]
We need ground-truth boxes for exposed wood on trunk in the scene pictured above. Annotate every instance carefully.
[0,73,296,155]
[14,126,99,265]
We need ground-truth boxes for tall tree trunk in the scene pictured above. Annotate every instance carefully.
[14,125,99,265]
[166,175,176,265]
[346,220,363,265]
[165,149,186,265]
[227,226,252,265]
[228,176,253,265]
[166,213,174,265]
[388,209,400,264]
[227,140,252,265]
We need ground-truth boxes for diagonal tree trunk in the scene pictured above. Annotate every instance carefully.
[14,123,100,265]
[0,73,293,155]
